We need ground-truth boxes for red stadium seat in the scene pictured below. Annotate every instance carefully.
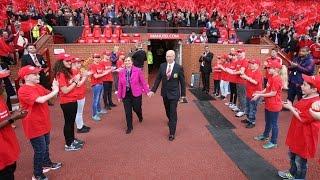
[106,39,113,43]
[103,25,113,38]
[219,27,228,40]
[78,39,86,43]
[120,39,127,43]
[120,33,130,43]
[86,34,94,43]
[92,25,101,39]
[194,39,201,43]
[131,33,141,42]
[93,39,100,43]
[111,34,119,43]
[82,25,91,38]
[114,25,122,37]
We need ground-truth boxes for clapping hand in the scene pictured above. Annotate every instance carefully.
[51,79,59,93]
[147,91,154,97]
[251,93,260,101]
[10,109,28,121]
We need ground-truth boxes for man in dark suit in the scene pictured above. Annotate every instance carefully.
[199,45,213,93]
[21,44,51,90]
[132,43,147,68]
[148,50,186,141]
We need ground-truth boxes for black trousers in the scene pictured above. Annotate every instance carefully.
[287,82,303,103]
[163,96,178,136]
[123,90,142,130]
[39,72,51,90]
[0,162,16,180]
[103,81,113,107]
[229,82,237,104]
[60,102,78,146]
[213,80,220,95]
[201,72,210,91]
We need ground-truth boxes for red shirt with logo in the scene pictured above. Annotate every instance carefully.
[100,61,113,82]
[245,69,263,98]
[72,69,86,100]
[220,62,229,81]
[265,75,283,112]
[56,72,79,104]
[228,60,238,83]
[212,62,222,80]
[18,84,51,139]
[235,59,248,84]
[89,63,105,86]
[286,96,320,159]
[0,98,20,170]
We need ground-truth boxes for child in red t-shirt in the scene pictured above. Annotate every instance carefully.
[89,53,110,121]
[18,65,62,180]
[71,57,91,133]
[54,53,84,151]
[278,74,320,179]
[212,56,222,97]
[0,71,27,180]
[253,61,283,149]
[239,59,263,128]
[101,50,116,110]
[219,55,230,101]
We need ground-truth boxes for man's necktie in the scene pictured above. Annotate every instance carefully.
[126,69,131,91]
[33,54,41,67]
[166,64,172,80]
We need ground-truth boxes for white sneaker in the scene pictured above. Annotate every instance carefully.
[98,109,108,114]
[236,111,245,117]
[228,104,235,108]
[232,106,239,111]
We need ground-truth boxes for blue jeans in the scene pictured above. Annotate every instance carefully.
[236,84,246,112]
[289,151,307,179]
[263,109,279,144]
[30,133,51,177]
[245,97,259,124]
[92,84,103,116]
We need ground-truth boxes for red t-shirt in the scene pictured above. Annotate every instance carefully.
[286,96,320,159]
[56,72,79,104]
[220,62,230,81]
[235,59,248,84]
[0,98,20,170]
[228,60,238,83]
[116,59,124,68]
[89,63,105,86]
[310,43,320,59]
[265,75,283,112]
[18,84,51,139]
[212,63,222,80]
[265,57,282,80]
[100,61,113,82]
[72,69,86,100]
[245,69,263,98]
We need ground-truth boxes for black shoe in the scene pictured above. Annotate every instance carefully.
[32,174,48,180]
[139,117,143,123]
[109,103,117,107]
[241,119,249,124]
[43,162,62,172]
[169,135,175,141]
[77,127,90,133]
[126,128,132,134]
[246,123,255,128]
[83,125,91,130]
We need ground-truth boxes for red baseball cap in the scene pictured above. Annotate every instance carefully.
[266,61,282,69]
[237,48,246,53]
[0,71,9,78]
[56,53,73,61]
[71,57,83,63]
[249,59,261,65]
[302,74,320,91]
[93,53,101,58]
[18,65,41,78]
